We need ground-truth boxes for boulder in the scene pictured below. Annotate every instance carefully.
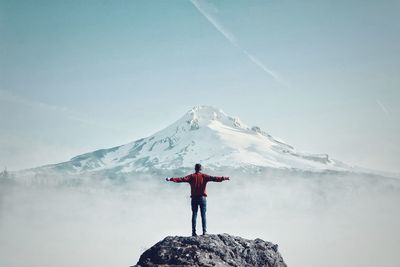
[134,233,287,267]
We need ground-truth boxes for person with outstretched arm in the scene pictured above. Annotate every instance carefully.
[166,163,230,236]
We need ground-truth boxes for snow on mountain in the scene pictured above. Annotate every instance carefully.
[33,106,351,175]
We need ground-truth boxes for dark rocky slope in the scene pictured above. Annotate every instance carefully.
[133,233,287,267]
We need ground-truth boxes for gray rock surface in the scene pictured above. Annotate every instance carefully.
[134,233,287,267]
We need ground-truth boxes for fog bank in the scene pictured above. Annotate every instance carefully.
[0,172,399,267]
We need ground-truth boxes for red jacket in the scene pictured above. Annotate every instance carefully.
[169,172,228,197]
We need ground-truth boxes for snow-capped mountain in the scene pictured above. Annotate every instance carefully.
[32,106,350,175]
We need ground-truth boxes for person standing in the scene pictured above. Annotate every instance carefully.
[166,163,229,236]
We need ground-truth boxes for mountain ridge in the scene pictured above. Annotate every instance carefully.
[24,105,352,176]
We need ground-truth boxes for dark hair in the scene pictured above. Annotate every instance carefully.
[195,163,202,172]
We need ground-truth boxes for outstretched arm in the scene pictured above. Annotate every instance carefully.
[206,175,230,182]
[166,175,192,183]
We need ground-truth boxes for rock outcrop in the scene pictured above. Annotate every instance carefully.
[133,233,287,267]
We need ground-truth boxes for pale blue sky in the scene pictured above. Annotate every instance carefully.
[1,0,399,172]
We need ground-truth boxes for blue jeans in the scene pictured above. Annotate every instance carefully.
[191,196,207,235]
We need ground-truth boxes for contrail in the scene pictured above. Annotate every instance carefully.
[376,100,390,117]
[0,89,123,131]
[0,89,94,125]
[190,0,287,86]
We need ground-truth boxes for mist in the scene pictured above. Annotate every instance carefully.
[1,171,399,267]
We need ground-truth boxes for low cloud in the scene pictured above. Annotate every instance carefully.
[1,171,399,267]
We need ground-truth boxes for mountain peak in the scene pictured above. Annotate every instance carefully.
[28,106,350,175]
[180,105,246,130]
[188,105,225,116]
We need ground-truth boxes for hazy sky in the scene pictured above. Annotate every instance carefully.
[1,0,399,172]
